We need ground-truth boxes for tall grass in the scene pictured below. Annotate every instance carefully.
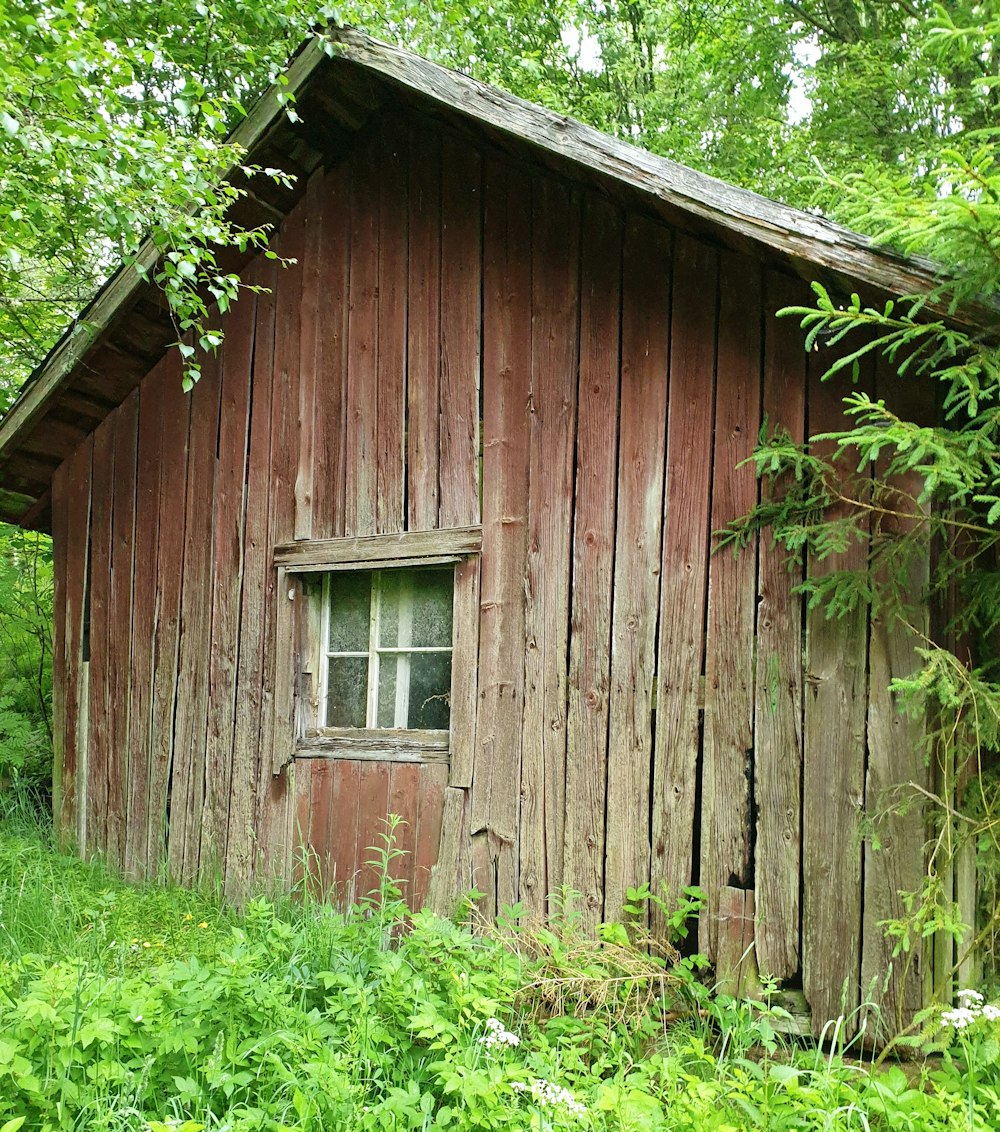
[0,795,995,1131]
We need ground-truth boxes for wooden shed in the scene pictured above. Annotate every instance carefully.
[0,28,965,1035]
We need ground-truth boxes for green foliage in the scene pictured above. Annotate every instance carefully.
[5,1,1000,401]
[2,808,998,1132]
[0,526,52,800]
[720,3,1000,998]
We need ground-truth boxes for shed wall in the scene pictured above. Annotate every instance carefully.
[50,110,931,1036]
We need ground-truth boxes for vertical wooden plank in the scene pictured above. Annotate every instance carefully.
[311,163,351,541]
[438,132,482,530]
[329,758,362,902]
[651,236,718,927]
[105,389,139,869]
[345,136,380,538]
[225,258,276,900]
[753,270,806,981]
[148,352,190,873]
[519,176,580,916]
[412,761,448,909]
[387,761,419,900]
[447,556,480,789]
[257,204,306,888]
[604,214,670,920]
[200,289,256,876]
[290,757,312,893]
[86,417,114,860]
[305,758,334,896]
[355,760,392,899]
[563,195,622,931]
[427,784,473,913]
[124,368,164,879]
[50,460,69,846]
[308,760,335,892]
[54,436,92,853]
[861,360,933,1035]
[295,170,322,543]
[406,127,442,531]
[700,253,762,961]
[802,353,871,1037]
[469,158,532,917]
[376,123,408,536]
[167,346,222,884]
[270,569,299,778]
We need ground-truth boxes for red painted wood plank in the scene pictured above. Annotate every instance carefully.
[413,761,448,910]
[147,352,191,874]
[86,416,115,860]
[291,757,313,895]
[294,170,322,543]
[802,350,872,1036]
[355,760,392,901]
[50,456,68,845]
[257,203,306,888]
[105,389,139,869]
[604,213,671,921]
[200,288,256,876]
[651,235,718,928]
[563,194,622,930]
[169,344,222,883]
[54,435,92,853]
[345,136,380,537]
[753,270,807,981]
[406,126,442,531]
[224,257,276,900]
[438,132,482,530]
[861,357,934,1035]
[519,175,580,916]
[470,157,532,917]
[124,366,165,879]
[329,758,362,903]
[388,760,419,901]
[700,252,763,961]
[376,123,408,535]
[306,758,334,898]
[310,164,351,540]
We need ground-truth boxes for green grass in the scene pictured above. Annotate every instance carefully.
[0,795,996,1131]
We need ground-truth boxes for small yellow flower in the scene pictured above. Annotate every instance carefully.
[142,941,151,949]
[184,913,193,922]
[198,922,208,929]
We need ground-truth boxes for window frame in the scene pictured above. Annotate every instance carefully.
[272,526,481,768]
[319,566,455,734]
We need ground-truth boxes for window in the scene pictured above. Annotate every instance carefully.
[272,525,480,766]
[322,567,453,732]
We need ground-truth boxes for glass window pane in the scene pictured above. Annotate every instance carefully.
[328,572,371,653]
[376,654,399,729]
[379,568,453,648]
[408,652,452,729]
[326,656,369,727]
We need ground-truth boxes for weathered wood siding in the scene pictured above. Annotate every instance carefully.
[50,110,930,1030]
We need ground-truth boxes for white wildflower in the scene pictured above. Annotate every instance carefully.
[982,1004,1000,1021]
[512,1077,587,1118]
[957,988,985,1004]
[478,1017,520,1049]
[942,1007,977,1029]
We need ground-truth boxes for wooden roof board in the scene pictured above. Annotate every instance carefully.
[0,25,993,530]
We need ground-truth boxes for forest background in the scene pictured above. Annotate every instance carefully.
[0,0,998,966]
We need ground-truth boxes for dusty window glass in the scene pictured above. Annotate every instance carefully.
[322,567,453,731]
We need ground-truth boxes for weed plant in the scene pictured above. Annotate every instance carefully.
[0,798,998,1130]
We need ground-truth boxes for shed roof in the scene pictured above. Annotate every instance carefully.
[0,26,985,531]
